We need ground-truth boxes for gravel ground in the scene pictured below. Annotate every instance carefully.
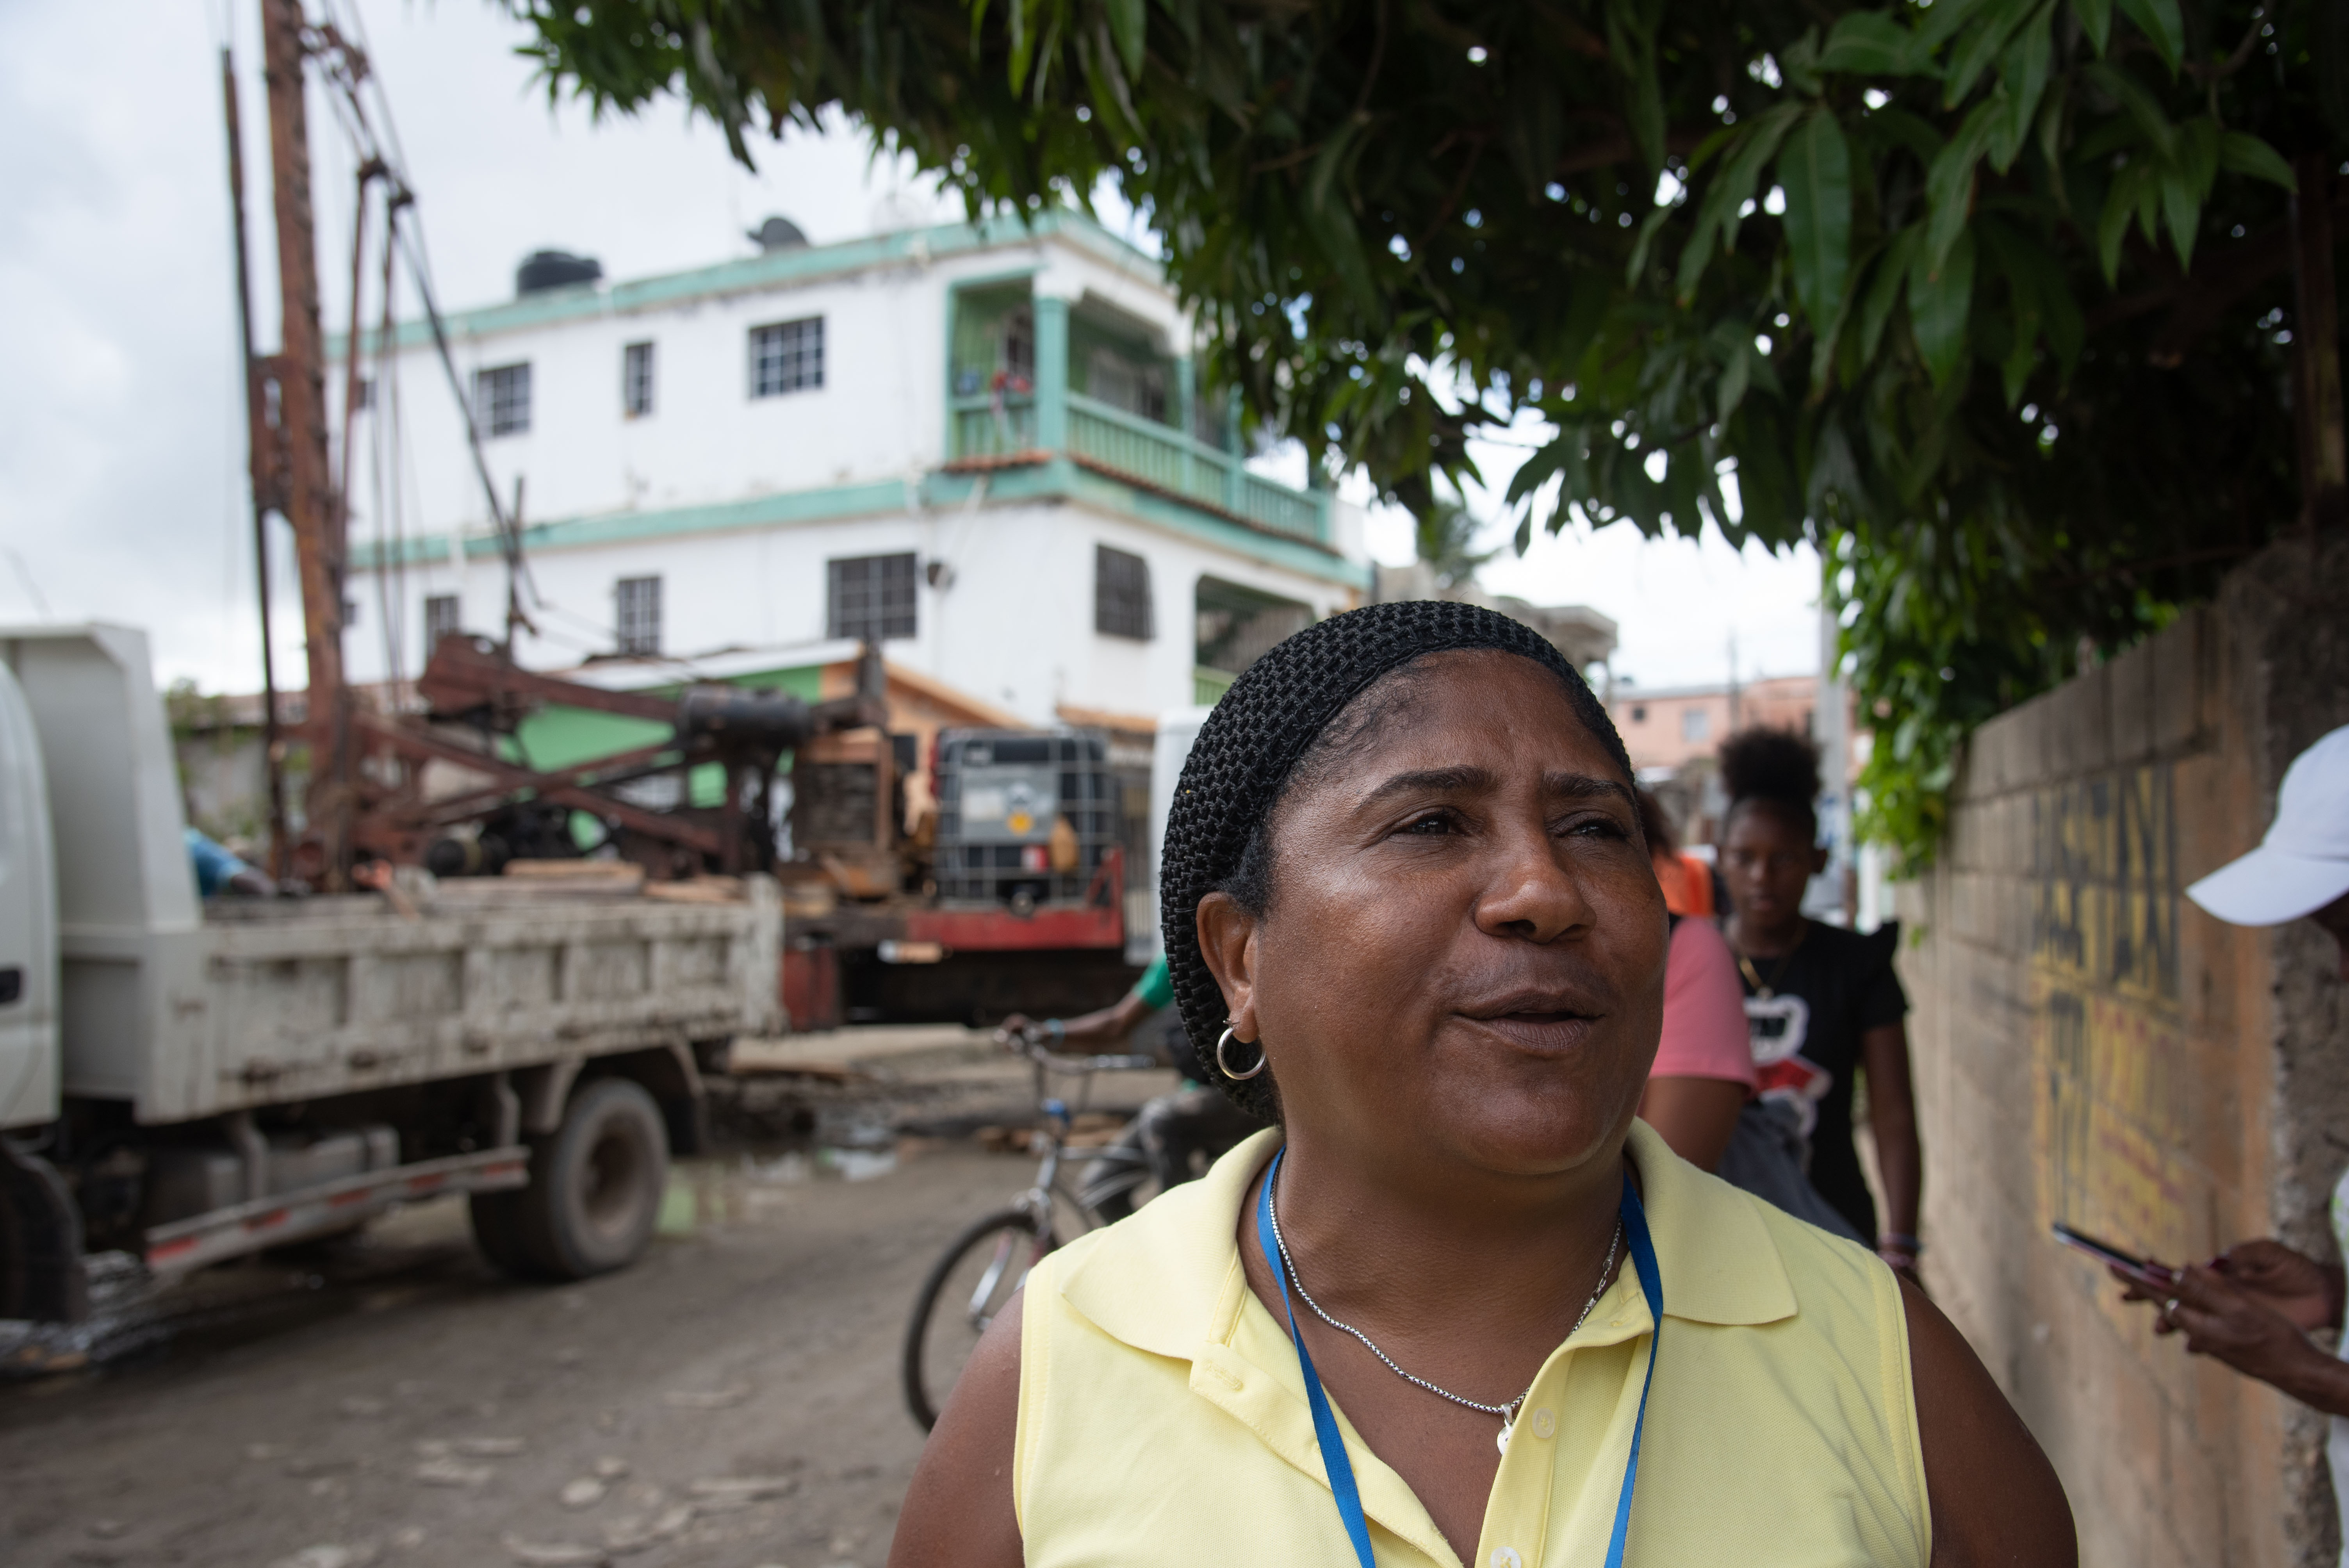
[0,1032,1178,1568]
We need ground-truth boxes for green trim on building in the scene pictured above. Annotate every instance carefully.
[331,212,1152,360]
[351,464,1370,590]
[351,478,913,569]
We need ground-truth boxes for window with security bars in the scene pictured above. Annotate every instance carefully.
[615,576,662,656]
[473,362,531,437]
[423,595,461,652]
[623,341,654,417]
[826,553,917,641]
[1094,545,1155,640]
[749,317,823,398]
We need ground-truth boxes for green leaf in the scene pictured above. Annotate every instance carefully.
[2218,130,2297,190]
[1912,0,1996,59]
[1626,201,1675,283]
[1718,334,1754,423]
[2177,114,2220,196]
[2160,166,2201,268]
[1674,101,1803,301]
[1909,228,1977,385]
[1862,225,1924,361]
[1782,108,1853,325]
[1105,0,1146,77]
[1982,219,2083,378]
[2083,62,2175,160]
[1924,100,1999,272]
[1818,11,1918,74]
[1006,0,1035,94]
[2072,0,2112,53]
[1944,0,2041,107]
[1863,106,1946,167]
[2096,163,2148,283]
[2114,0,2183,73]
[1987,3,2054,172]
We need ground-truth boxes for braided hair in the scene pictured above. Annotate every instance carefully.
[1160,600,1632,1120]
[1718,727,1822,843]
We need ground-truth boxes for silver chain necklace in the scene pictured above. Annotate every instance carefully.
[1266,1161,1623,1455]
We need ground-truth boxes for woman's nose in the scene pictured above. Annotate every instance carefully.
[1472,827,1595,944]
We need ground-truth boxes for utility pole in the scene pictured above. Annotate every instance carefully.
[261,0,352,887]
[220,46,290,880]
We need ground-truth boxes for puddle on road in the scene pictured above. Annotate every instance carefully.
[658,1140,906,1237]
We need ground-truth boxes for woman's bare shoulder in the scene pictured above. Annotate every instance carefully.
[1902,1281,2076,1568]
[886,1288,1026,1568]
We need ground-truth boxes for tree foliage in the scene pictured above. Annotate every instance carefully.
[508,0,2346,866]
[1415,489,1498,589]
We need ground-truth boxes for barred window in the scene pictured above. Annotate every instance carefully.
[623,341,654,417]
[749,317,824,398]
[827,553,917,642]
[1094,545,1154,640]
[615,575,662,656]
[423,594,461,651]
[473,362,531,437]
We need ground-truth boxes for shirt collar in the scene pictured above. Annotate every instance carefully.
[1055,1118,1797,1359]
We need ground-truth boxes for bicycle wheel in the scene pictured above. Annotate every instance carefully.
[902,1206,1056,1431]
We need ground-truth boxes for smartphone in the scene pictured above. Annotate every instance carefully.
[2051,1222,2177,1289]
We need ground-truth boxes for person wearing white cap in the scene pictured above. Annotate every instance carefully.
[2110,724,2349,1562]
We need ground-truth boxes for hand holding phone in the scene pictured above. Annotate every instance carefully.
[2051,1222,2179,1291]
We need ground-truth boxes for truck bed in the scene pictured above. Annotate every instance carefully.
[67,880,781,1124]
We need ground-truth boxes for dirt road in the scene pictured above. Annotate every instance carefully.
[0,1031,1179,1568]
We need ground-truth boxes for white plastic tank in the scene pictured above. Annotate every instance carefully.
[1139,706,1215,963]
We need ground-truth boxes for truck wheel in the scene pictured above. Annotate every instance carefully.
[510,1076,670,1281]
[467,1187,538,1278]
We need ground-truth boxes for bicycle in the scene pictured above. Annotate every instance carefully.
[899,1024,1160,1431]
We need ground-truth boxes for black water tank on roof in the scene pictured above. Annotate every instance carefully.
[748,216,810,252]
[516,249,603,295]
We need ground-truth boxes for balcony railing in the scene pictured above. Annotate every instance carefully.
[950,393,1038,461]
[946,386,1330,547]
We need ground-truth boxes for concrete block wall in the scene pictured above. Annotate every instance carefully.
[1898,534,2349,1568]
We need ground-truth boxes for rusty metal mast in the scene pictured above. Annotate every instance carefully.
[261,0,352,888]
[219,46,291,880]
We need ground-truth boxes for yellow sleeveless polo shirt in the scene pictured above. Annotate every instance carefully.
[1013,1121,1929,1568]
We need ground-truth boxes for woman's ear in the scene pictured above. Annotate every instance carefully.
[1195,891,1262,1041]
[1809,845,1830,877]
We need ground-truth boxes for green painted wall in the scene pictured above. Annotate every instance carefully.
[506,663,826,838]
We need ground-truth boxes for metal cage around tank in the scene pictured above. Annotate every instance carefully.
[932,730,1121,908]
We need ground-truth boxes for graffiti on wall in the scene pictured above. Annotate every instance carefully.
[2030,766,2198,1268]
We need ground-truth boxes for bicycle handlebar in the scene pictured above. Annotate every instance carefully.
[994,1025,1160,1076]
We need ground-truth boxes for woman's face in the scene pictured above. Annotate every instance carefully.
[1199,650,1669,1180]
[1720,801,1825,931]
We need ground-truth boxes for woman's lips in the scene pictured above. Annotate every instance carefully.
[1469,1011,1602,1053]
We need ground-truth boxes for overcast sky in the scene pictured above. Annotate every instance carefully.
[0,0,1820,696]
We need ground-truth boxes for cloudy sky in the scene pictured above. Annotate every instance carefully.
[0,0,1820,696]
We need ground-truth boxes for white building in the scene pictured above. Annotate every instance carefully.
[336,212,1369,725]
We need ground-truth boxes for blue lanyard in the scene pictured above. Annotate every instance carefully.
[1253,1149,1665,1568]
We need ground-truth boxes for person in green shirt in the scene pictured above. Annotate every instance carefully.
[1000,953,1262,1216]
[1002,952,1176,1055]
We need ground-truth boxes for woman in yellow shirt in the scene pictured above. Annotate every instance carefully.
[891,602,2072,1568]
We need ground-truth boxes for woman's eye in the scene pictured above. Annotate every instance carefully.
[1565,815,1630,840]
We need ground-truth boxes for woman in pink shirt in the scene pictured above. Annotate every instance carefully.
[1638,912,1755,1169]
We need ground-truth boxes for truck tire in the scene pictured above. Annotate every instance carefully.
[509,1076,670,1281]
[467,1186,538,1278]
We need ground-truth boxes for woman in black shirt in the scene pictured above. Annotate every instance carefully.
[1717,729,1923,1277]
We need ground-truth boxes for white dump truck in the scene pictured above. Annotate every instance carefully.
[0,625,781,1322]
